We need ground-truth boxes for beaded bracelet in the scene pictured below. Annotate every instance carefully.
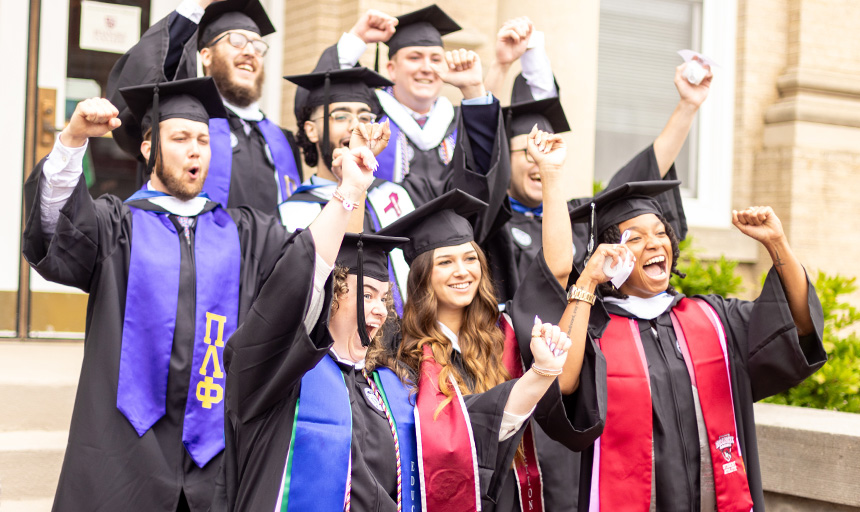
[531,364,563,377]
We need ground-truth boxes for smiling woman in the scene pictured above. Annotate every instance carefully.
[378,189,603,512]
[565,180,828,511]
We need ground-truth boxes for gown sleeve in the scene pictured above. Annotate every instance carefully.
[605,144,688,240]
[461,380,526,507]
[106,10,199,157]
[401,97,512,244]
[223,229,335,424]
[506,247,607,450]
[698,267,827,401]
[22,158,126,292]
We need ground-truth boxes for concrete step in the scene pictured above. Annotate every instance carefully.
[0,341,82,509]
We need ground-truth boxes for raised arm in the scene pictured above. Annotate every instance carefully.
[652,59,713,176]
[526,127,572,288]
[557,243,629,394]
[732,206,813,335]
[484,17,533,96]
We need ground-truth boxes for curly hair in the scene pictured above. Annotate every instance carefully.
[395,242,510,411]
[329,265,398,359]
[596,214,685,299]
[295,104,320,168]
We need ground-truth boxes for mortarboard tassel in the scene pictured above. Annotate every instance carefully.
[586,202,596,262]
[144,84,160,186]
[504,108,513,142]
[355,234,374,348]
[374,43,380,73]
[322,72,332,170]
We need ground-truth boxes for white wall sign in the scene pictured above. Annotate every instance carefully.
[79,1,141,54]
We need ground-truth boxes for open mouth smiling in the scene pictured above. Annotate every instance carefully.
[642,255,667,279]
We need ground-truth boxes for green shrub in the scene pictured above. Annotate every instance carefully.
[670,237,744,298]
[763,272,860,413]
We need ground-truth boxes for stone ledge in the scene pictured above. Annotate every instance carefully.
[754,403,860,508]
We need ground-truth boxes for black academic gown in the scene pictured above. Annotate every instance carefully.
[576,270,826,511]
[497,248,607,512]
[21,161,291,512]
[106,8,302,214]
[486,144,686,304]
[282,96,509,243]
[211,229,531,512]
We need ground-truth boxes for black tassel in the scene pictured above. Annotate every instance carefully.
[374,43,380,73]
[356,235,373,348]
[145,84,160,185]
[322,72,332,169]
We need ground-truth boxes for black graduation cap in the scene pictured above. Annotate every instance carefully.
[376,189,487,265]
[503,97,570,139]
[386,4,461,57]
[568,180,681,258]
[197,0,276,50]
[336,233,409,347]
[119,77,227,185]
[503,73,569,138]
[285,67,393,169]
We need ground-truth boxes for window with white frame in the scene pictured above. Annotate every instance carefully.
[595,0,736,228]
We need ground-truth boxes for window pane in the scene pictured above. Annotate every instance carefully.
[595,0,702,194]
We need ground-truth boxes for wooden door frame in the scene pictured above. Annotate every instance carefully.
[17,0,41,339]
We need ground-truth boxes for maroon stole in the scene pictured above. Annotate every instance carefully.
[415,344,481,511]
[500,314,545,512]
[593,298,753,512]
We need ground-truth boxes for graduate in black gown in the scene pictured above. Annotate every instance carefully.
[485,57,712,304]
[558,181,826,511]
[22,78,292,512]
[107,0,303,214]
[378,188,605,512]
[282,58,511,311]
[212,146,576,512]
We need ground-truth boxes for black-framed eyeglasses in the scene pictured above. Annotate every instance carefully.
[510,148,535,163]
[311,112,378,124]
[209,32,269,57]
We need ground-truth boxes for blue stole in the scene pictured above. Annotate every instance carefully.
[117,190,241,467]
[285,359,420,511]
[375,118,401,183]
[205,117,300,205]
[509,197,544,217]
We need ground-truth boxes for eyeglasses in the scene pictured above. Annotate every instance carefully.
[209,32,269,57]
[311,112,378,124]
[510,148,535,164]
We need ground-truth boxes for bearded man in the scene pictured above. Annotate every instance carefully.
[108,0,302,215]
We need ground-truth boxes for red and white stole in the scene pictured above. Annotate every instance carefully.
[500,313,545,512]
[591,297,754,512]
[415,344,482,511]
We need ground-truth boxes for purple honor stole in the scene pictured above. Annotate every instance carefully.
[205,117,301,205]
[375,116,401,183]
[283,360,419,511]
[117,205,241,467]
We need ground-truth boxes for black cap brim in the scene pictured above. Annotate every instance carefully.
[336,233,410,282]
[198,0,275,49]
[376,189,487,264]
[119,77,227,134]
[286,67,393,111]
[387,4,461,56]
[504,96,570,138]
[569,180,682,237]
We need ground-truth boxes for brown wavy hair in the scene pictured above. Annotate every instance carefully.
[395,242,509,411]
[329,265,398,360]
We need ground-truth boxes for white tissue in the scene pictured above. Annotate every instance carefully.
[683,60,707,85]
[603,229,635,288]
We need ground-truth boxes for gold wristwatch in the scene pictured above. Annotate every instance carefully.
[566,286,596,305]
